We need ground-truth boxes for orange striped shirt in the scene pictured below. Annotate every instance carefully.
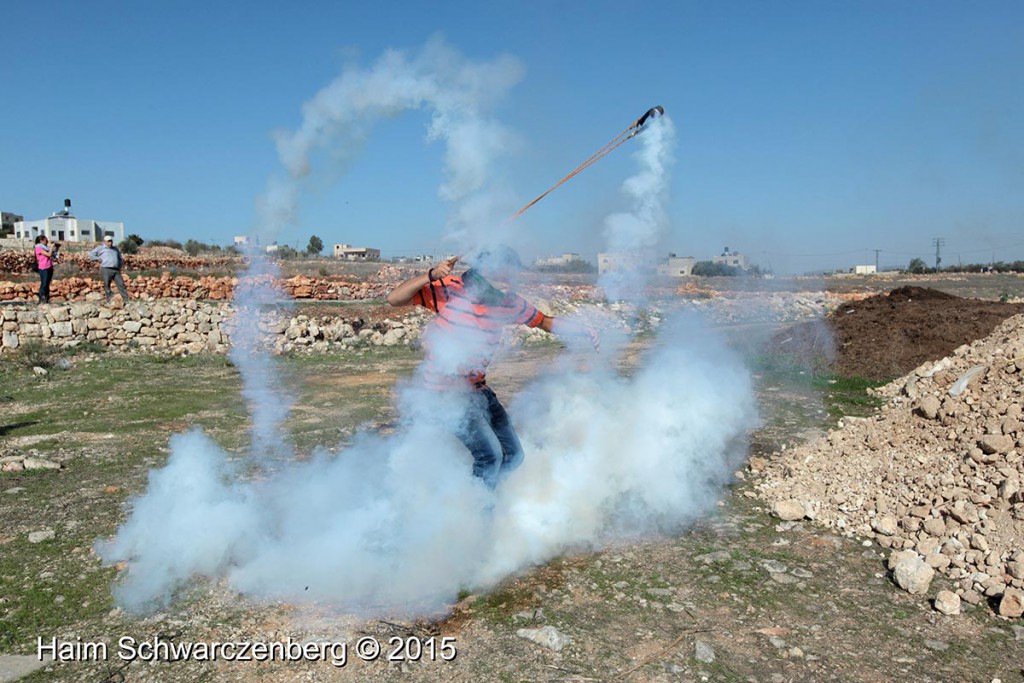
[413,275,544,389]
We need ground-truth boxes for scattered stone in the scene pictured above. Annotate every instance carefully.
[516,626,572,652]
[923,639,949,652]
[1011,625,1024,641]
[770,572,800,585]
[32,366,47,376]
[760,559,788,574]
[933,590,961,615]
[28,530,55,543]
[694,639,715,664]
[23,457,60,470]
[790,567,813,579]
[695,550,732,564]
[768,636,787,649]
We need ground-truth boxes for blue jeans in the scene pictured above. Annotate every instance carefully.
[457,387,523,488]
[37,267,53,303]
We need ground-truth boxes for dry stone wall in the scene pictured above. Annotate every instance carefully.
[0,273,390,302]
[0,302,426,355]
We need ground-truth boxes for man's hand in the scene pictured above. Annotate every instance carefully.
[429,256,459,281]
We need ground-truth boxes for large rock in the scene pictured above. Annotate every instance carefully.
[978,434,1013,455]
[1,330,18,349]
[887,549,918,571]
[28,530,55,543]
[917,396,941,420]
[772,500,806,521]
[892,553,934,594]
[998,588,1024,618]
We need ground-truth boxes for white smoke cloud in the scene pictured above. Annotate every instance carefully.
[97,44,759,618]
[98,315,755,614]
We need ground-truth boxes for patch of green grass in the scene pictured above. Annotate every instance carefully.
[0,535,117,651]
[7,339,63,370]
[813,374,889,418]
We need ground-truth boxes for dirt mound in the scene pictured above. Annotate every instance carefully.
[755,313,1024,615]
[884,285,958,302]
[775,287,1024,379]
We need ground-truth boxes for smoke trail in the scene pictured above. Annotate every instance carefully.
[98,45,758,616]
[598,115,675,305]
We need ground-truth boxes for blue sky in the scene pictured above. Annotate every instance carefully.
[2,1,1022,274]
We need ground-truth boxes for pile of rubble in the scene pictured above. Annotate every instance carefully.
[754,313,1024,617]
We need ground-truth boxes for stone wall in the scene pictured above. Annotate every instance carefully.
[0,273,390,302]
[0,302,426,356]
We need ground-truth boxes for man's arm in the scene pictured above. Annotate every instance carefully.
[386,257,458,307]
[88,246,101,261]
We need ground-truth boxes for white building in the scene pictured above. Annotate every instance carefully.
[657,254,696,277]
[597,251,658,276]
[712,247,750,270]
[535,252,585,268]
[333,243,381,261]
[13,199,124,244]
[852,264,877,275]
[233,235,250,246]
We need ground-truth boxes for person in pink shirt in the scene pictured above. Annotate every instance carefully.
[34,236,59,304]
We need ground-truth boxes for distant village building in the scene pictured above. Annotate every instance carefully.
[233,235,250,246]
[333,243,381,261]
[597,251,658,276]
[13,199,124,243]
[852,264,877,275]
[712,247,749,270]
[657,254,696,277]
[534,252,585,268]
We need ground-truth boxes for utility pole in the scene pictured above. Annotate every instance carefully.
[873,249,881,272]
[932,237,945,271]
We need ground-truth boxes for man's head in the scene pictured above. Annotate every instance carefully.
[465,245,522,283]
[104,237,113,246]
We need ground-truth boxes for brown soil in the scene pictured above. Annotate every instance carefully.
[774,286,1024,379]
